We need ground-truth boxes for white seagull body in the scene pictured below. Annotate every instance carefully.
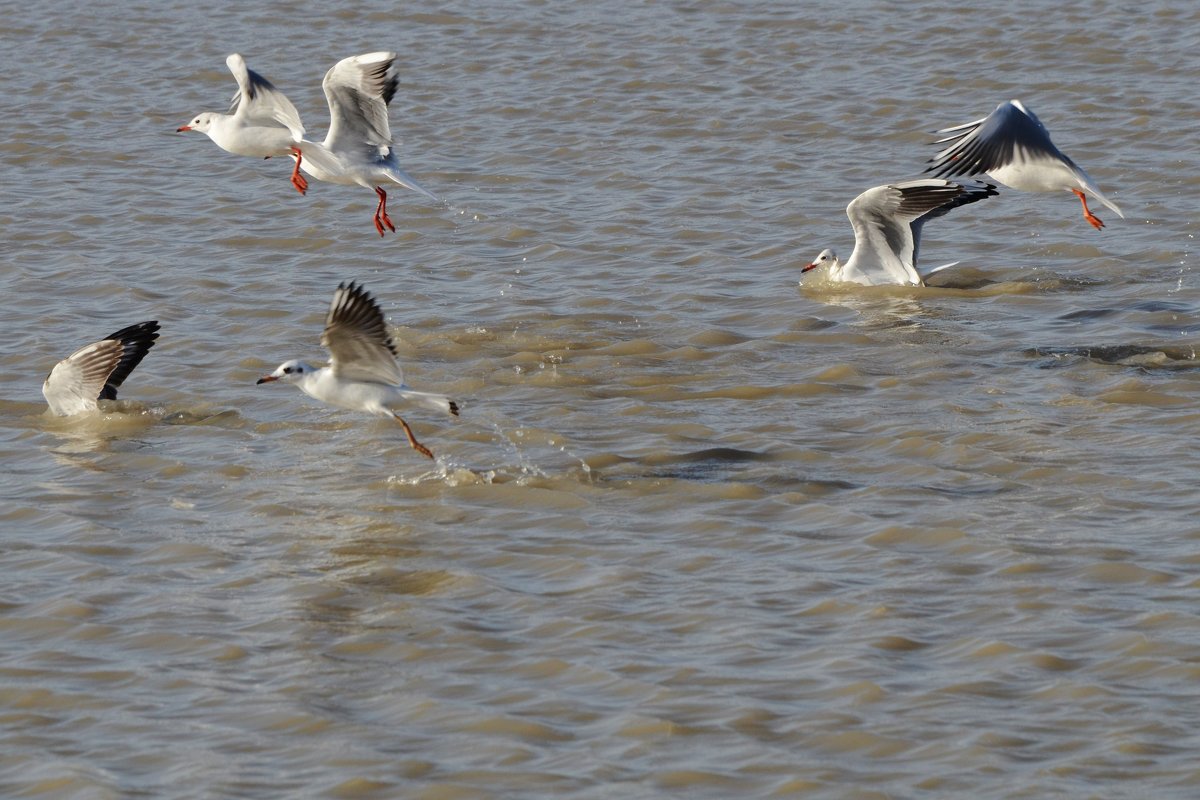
[925,99,1123,230]
[43,321,160,416]
[293,51,439,236]
[178,54,309,195]
[802,179,997,286]
[257,282,458,459]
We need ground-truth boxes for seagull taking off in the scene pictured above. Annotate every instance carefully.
[177,53,309,195]
[43,321,161,416]
[292,51,440,236]
[925,99,1123,231]
[257,282,458,459]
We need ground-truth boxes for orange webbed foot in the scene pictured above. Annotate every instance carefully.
[393,414,434,459]
[289,148,307,196]
[1072,189,1105,231]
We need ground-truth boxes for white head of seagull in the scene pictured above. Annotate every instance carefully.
[43,321,161,416]
[802,179,997,286]
[805,248,840,273]
[259,359,316,384]
[256,281,458,460]
[925,99,1123,230]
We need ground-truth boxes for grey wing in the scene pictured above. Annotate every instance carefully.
[910,181,997,265]
[97,321,160,401]
[321,281,405,386]
[925,100,1069,179]
[42,339,123,415]
[321,51,398,156]
[846,180,964,281]
[226,53,305,139]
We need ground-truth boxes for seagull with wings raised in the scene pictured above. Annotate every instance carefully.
[177,53,309,195]
[292,51,439,236]
[43,322,161,416]
[925,99,1123,231]
[801,179,997,286]
[256,282,458,459]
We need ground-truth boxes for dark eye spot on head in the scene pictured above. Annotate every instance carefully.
[284,366,292,374]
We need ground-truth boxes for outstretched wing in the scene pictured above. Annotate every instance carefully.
[97,321,161,401]
[321,51,398,157]
[321,281,405,386]
[226,53,305,139]
[43,340,123,415]
[925,99,1066,180]
[845,179,967,284]
[910,180,997,267]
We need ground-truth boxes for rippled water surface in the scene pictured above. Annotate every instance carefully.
[3,1,1200,797]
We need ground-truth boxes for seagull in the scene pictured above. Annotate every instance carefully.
[802,179,997,286]
[256,282,458,459]
[292,51,439,236]
[177,54,309,196]
[42,321,161,416]
[925,99,1123,231]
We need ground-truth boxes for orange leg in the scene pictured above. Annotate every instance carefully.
[393,413,433,459]
[289,148,308,195]
[373,186,396,236]
[1072,188,1104,231]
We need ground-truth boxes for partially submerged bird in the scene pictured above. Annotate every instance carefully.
[925,99,1123,230]
[177,54,309,195]
[43,321,161,416]
[292,51,439,236]
[802,179,997,286]
[257,282,458,459]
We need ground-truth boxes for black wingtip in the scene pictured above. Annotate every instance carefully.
[448,400,460,417]
[335,280,380,312]
[98,320,160,400]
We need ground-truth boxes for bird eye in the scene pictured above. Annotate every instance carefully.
[283,366,292,374]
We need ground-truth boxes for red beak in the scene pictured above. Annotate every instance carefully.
[176,125,192,132]
[256,375,278,384]
[801,262,819,273]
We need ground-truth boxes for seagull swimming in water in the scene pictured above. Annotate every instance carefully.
[43,321,161,416]
[177,54,309,196]
[256,282,458,459]
[802,179,997,286]
[924,99,1123,231]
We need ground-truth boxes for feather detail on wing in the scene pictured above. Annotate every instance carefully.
[98,321,161,400]
[43,340,123,415]
[42,320,160,415]
[322,51,398,156]
[925,99,1066,179]
[226,53,306,139]
[322,281,405,386]
[910,180,997,266]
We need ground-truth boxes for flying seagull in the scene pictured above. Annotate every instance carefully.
[924,99,1123,230]
[177,53,309,195]
[257,282,458,459]
[290,51,439,236]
